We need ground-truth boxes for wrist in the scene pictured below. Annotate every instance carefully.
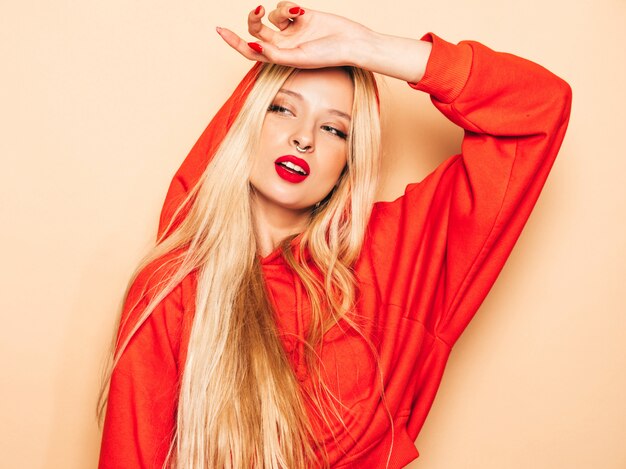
[352,30,433,83]
[343,24,380,69]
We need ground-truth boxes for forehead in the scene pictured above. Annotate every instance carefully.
[277,68,354,114]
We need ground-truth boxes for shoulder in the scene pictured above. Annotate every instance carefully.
[118,248,197,356]
[128,249,190,299]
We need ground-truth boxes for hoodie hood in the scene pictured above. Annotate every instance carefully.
[157,61,263,242]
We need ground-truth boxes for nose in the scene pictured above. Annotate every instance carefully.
[291,126,315,154]
[293,140,312,153]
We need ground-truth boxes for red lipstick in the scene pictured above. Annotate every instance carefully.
[274,155,310,183]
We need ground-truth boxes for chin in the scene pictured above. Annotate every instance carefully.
[262,187,313,210]
[273,198,315,212]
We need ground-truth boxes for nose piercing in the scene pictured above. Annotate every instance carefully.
[295,144,308,153]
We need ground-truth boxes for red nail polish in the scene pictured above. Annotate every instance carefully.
[248,42,263,53]
[254,5,262,14]
[289,6,300,14]
[299,9,305,15]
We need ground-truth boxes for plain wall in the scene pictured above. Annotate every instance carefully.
[1,0,625,467]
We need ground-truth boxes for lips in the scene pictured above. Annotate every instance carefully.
[275,155,310,174]
[274,155,310,183]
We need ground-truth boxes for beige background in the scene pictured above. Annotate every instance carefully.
[1,0,625,467]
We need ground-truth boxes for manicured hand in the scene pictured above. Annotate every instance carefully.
[215,2,432,83]
[215,2,373,69]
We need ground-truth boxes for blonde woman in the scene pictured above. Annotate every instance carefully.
[97,3,572,468]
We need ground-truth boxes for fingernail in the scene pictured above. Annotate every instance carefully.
[216,26,222,33]
[254,5,262,15]
[299,9,305,15]
[289,6,300,14]
[248,42,263,53]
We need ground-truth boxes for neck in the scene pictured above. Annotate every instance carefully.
[251,193,311,258]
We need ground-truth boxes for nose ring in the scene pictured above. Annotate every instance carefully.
[295,144,308,153]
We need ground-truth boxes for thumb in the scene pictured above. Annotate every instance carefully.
[247,41,311,68]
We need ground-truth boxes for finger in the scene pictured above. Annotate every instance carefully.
[247,6,275,42]
[275,1,300,9]
[267,3,305,31]
[215,26,268,63]
[257,41,316,68]
[276,1,300,10]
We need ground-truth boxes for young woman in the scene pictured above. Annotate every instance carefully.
[97,3,572,468]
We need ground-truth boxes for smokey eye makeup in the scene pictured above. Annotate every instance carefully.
[322,125,347,139]
[266,100,348,140]
[267,103,293,115]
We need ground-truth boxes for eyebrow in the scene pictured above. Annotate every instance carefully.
[277,89,352,121]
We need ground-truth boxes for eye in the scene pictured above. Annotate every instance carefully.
[321,125,348,140]
[267,104,294,116]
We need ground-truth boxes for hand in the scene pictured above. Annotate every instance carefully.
[215,2,374,69]
[215,3,432,83]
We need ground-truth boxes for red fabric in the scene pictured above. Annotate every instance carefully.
[99,33,572,468]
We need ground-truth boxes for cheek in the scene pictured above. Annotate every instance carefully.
[261,116,294,143]
[328,149,348,179]
[315,153,347,193]
[258,128,274,155]
[254,127,280,173]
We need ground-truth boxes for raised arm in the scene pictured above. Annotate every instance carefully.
[364,33,572,345]
[216,3,433,82]
[171,6,571,349]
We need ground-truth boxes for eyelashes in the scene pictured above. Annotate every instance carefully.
[267,104,291,115]
[267,104,348,140]
[321,125,347,139]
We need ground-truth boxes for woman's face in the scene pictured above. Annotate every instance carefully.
[249,67,354,213]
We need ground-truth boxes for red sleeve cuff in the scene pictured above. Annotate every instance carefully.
[407,33,473,104]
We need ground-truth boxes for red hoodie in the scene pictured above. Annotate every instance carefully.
[98,33,572,468]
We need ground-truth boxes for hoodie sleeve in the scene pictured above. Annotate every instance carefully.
[98,294,181,469]
[157,62,263,241]
[366,33,572,346]
[98,255,190,469]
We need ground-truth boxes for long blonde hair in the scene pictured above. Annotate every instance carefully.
[97,62,384,468]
